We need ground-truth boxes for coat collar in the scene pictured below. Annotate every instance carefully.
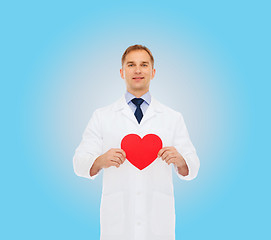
[112,94,163,126]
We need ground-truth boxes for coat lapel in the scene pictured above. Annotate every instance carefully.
[113,95,137,124]
[140,98,157,125]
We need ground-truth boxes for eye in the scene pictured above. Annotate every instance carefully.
[128,64,134,67]
[142,64,148,67]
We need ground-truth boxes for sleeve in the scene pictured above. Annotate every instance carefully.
[173,112,200,181]
[73,109,103,180]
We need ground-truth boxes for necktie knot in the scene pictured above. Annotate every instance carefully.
[131,98,144,107]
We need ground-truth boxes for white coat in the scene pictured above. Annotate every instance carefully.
[73,94,200,240]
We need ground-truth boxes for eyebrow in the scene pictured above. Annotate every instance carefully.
[126,61,150,65]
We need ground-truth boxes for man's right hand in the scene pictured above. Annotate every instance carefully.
[90,148,126,177]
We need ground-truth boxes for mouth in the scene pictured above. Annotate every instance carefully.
[132,77,144,80]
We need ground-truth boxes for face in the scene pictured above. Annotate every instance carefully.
[120,50,156,95]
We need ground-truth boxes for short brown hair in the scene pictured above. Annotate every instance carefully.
[121,44,154,68]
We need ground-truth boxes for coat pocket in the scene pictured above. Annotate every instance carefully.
[150,191,175,235]
[100,191,125,235]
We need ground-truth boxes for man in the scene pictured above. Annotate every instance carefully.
[73,44,200,240]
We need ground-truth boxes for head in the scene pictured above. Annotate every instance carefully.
[120,44,156,97]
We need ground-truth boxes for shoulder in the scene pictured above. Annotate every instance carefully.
[92,96,123,116]
[152,97,183,119]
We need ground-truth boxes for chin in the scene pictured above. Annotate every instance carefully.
[132,86,145,90]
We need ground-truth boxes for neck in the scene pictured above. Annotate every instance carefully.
[127,89,149,98]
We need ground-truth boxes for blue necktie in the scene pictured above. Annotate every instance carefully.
[131,98,144,124]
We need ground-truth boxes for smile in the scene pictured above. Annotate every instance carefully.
[132,77,144,80]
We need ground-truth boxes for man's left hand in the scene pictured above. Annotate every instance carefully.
[157,147,189,176]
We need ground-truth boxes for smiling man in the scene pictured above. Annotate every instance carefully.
[73,44,200,240]
[120,49,155,98]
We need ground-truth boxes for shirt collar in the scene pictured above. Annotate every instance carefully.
[125,90,151,105]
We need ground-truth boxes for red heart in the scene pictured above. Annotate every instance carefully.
[121,134,163,170]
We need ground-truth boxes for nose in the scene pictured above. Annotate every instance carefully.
[135,66,141,74]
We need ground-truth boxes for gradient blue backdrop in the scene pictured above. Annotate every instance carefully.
[1,1,270,239]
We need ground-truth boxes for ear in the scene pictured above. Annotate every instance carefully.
[120,68,124,79]
[151,68,156,79]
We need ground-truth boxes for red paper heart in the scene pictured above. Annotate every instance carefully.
[121,134,163,170]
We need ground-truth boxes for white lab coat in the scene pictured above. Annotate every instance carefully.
[73,94,200,240]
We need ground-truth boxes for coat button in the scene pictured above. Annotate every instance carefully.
[137,221,141,226]
[136,192,141,195]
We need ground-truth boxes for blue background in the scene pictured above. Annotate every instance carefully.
[1,0,270,239]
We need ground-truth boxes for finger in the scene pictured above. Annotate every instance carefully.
[116,149,127,158]
[161,147,175,158]
[158,148,168,158]
[113,162,120,168]
[165,156,177,164]
[111,160,120,168]
[164,153,176,162]
[166,158,178,165]
[115,153,124,163]
[161,151,172,160]
[158,146,175,157]
[158,147,167,157]
[157,148,163,157]
[112,157,122,165]
[118,152,126,162]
